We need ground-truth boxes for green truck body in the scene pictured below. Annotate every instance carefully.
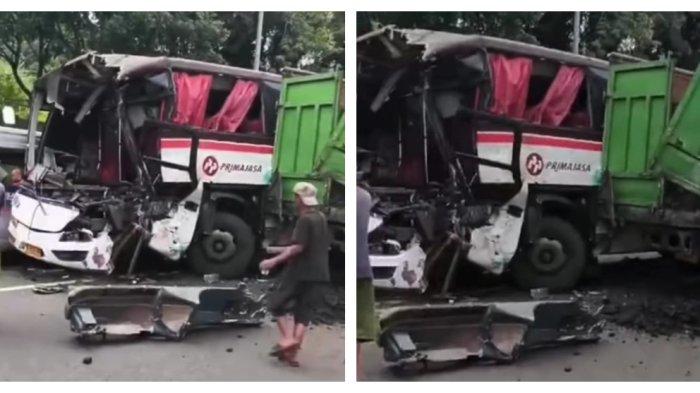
[604,60,700,211]
[604,61,672,208]
[273,71,344,209]
[602,59,700,263]
[267,71,345,251]
[655,66,700,197]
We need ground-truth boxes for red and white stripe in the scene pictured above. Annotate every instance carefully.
[476,131,602,152]
[159,138,273,185]
[476,131,602,186]
[160,138,274,155]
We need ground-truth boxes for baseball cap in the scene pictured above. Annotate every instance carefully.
[293,182,319,206]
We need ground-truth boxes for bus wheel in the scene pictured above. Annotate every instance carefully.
[512,216,586,291]
[186,212,255,278]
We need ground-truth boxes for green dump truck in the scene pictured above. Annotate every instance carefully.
[267,71,345,252]
[600,60,700,264]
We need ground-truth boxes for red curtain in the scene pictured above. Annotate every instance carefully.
[172,73,213,128]
[206,80,259,133]
[489,54,533,118]
[526,65,585,127]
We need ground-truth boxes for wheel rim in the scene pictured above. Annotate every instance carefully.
[529,237,566,273]
[202,229,237,262]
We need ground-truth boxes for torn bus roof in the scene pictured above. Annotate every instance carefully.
[38,52,283,87]
[358,27,610,70]
[65,284,266,341]
[377,295,603,364]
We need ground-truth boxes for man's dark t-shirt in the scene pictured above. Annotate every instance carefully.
[285,209,331,283]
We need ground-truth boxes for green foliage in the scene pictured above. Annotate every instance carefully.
[217,12,344,71]
[0,63,32,124]
[647,12,700,69]
[0,12,80,96]
[266,12,344,71]
[0,12,345,101]
[583,12,657,58]
[360,12,700,70]
[92,12,227,63]
[359,12,543,43]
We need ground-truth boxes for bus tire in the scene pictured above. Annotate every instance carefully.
[186,212,256,278]
[512,216,586,291]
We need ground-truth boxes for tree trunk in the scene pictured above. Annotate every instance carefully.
[9,63,31,98]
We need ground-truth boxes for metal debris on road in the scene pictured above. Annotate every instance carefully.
[25,267,71,282]
[65,284,266,341]
[32,284,68,295]
[579,259,700,339]
[377,295,603,365]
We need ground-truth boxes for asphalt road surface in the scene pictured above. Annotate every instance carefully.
[362,258,700,381]
[362,325,700,381]
[0,265,344,381]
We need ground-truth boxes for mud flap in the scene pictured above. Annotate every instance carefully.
[377,295,603,364]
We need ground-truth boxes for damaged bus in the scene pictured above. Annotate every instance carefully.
[9,53,344,278]
[360,26,700,367]
[359,28,608,291]
[360,27,700,292]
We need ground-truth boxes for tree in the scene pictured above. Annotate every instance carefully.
[358,12,542,44]
[218,12,344,71]
[264,12,344,71]
[217,12,260,68]
[91,12,227,63]
[0,12,345,99]
[358,11,700,69]
[581,12,657,58]
[0,12,92,96]
[647,12,700,69]
[0,68,31,121]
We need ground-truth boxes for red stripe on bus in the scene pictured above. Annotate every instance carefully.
[160,139,273,154]
[160,139,191,148]
[477,132,602,151]
[522,135,602,151]
[476,133,513,143]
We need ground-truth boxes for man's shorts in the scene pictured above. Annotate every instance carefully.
[357,278,378,342]
[268,280,323,326]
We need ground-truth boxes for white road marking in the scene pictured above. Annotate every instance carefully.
[0,279,89,293]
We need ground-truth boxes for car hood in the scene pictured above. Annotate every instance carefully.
[11,192,80,232]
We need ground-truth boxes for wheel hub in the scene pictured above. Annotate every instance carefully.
[530,237,566,273]
[202,229,237,262]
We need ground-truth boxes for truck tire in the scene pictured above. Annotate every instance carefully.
[186,212,256,278]
[511,216,586,291]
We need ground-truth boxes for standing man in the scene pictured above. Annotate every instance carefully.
[260,182,331,367]
[356,184,377,380]
[3,168,22,193]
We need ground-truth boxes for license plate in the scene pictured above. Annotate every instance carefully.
[23,244,44,259]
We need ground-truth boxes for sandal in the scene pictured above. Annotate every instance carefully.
[281,345,301,367]
[271,342,299,360]
[268,344,283,357]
